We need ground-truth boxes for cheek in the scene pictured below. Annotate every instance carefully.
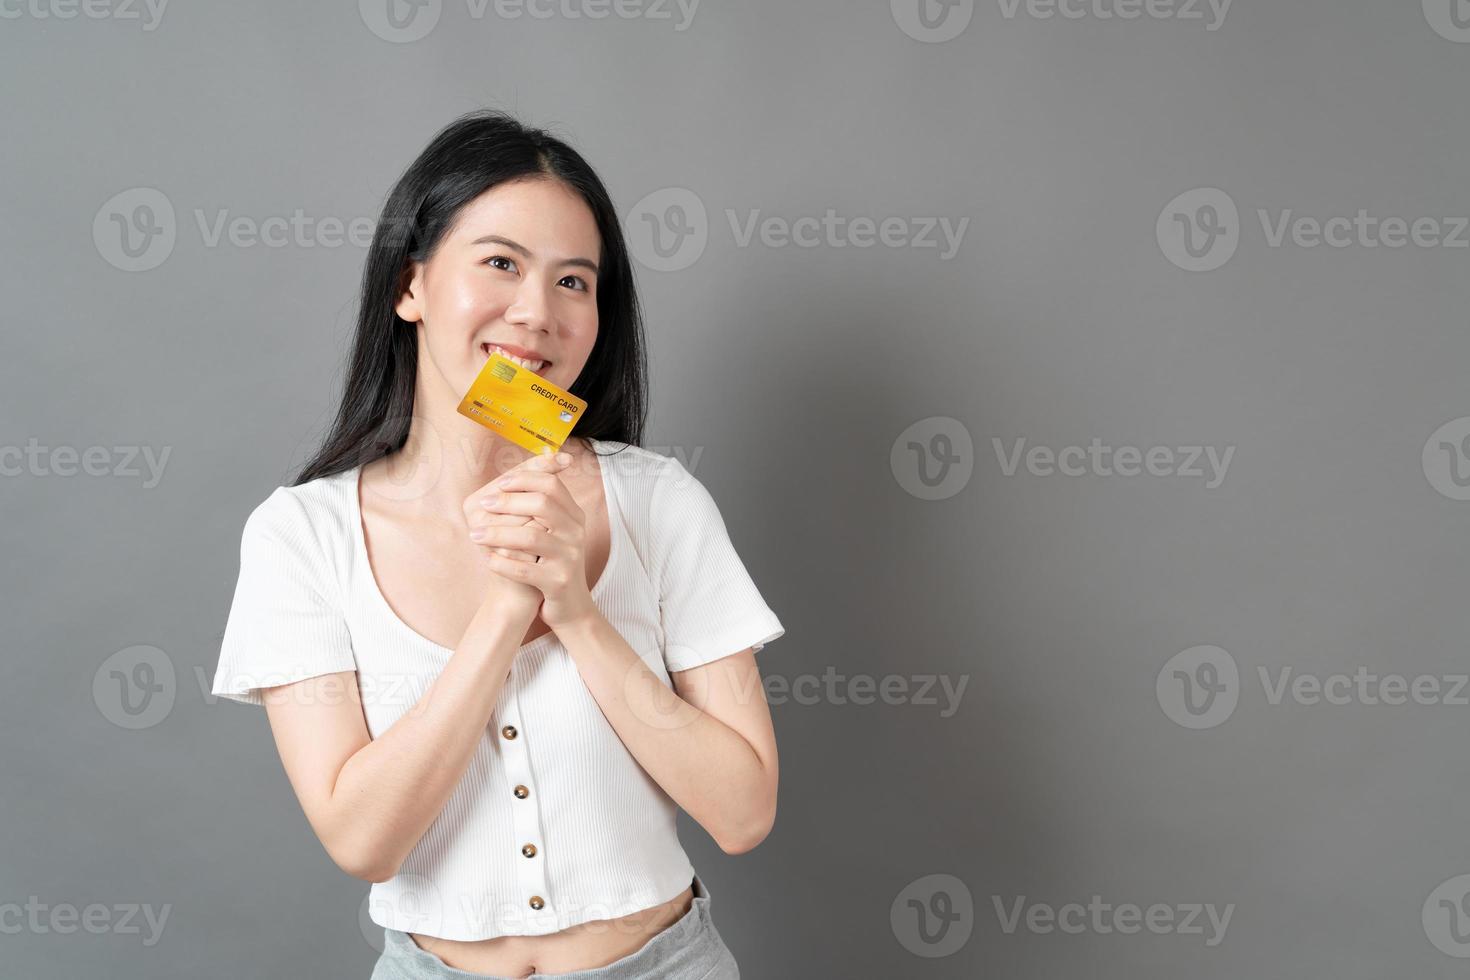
[451,282,506,323]
[568,308,599,354]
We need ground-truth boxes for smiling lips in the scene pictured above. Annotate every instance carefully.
[481,342,549,372]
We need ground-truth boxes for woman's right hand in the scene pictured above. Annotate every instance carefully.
[462,450,571,608]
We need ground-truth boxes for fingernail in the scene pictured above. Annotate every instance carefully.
[480,493,501,508]
[556,452,572,466]
[469,528,486,541]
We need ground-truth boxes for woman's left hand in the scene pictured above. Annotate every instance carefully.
[469,453,600,631]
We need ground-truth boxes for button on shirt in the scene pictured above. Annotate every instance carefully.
[210,440,785,940]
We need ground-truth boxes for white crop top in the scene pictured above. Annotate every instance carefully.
[210,439,785,940]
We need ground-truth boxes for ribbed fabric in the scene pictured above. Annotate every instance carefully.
[211,439,785,941]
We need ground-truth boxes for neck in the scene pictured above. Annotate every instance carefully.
[368,367,564,516]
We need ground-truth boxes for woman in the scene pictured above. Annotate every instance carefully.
[211,110,786,979]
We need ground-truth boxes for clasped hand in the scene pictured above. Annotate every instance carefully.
[464,449,598,630]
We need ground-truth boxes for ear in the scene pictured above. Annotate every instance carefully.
[394,259,424,323]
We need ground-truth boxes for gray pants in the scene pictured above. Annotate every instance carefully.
[370,875,740,979]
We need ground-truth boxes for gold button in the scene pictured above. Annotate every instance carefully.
[529,896,544,910]
[521,843,537,858]
[513,785,529,799]
[501,725,518,740]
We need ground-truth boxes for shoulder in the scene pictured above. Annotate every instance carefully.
[591,440,711,521]
[592,441,733,574]
[237,467,357,568]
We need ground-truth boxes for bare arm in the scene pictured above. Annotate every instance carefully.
[258,453,570,882]
[556,614,779,855]
[261,592,538,881]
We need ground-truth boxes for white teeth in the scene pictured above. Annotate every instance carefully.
[484,345,546,372]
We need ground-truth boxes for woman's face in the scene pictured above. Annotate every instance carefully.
[396,177,602,408]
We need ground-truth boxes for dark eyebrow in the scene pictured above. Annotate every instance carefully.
[470,234,599,274]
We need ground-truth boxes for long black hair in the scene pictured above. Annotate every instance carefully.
[294,109,647,485]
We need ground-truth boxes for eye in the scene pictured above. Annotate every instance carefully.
[484,255,517,272]
[559,274,590,292]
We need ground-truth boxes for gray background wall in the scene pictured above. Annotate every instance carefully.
[3,0,1469,976]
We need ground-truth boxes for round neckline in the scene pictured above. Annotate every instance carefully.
[349,439,621,655]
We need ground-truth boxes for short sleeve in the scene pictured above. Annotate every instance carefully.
[211,488,357,707]
[650,457,786,672]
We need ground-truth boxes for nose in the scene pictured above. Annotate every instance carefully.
[504,279,553,335]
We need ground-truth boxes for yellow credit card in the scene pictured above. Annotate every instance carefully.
[456,351,588,455]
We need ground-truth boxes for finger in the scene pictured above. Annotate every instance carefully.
[482,470,583,523]
[483,548,553,585]
[478,488,578,533]
[464,452,572,517]
[468,510,548,563]
[471,522,556,558]
[470,511,546,531]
